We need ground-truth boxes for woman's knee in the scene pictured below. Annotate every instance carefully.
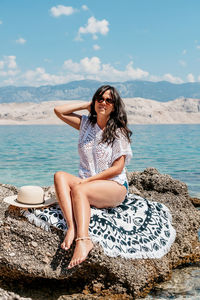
[71,183,85,200]
[54,171,67,184]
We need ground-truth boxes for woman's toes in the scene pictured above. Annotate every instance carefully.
[61,242,66,250]
[61,242,67,250]
[68,258,75,269]
[61,229,75,251]
[61,240,70,250]
[67,240,93,269]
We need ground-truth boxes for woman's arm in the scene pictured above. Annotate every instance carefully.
[54,101,91,130]
[81,156,125,183]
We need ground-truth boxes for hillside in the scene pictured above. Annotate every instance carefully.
[0,97,199,125]
[1,80,200,103]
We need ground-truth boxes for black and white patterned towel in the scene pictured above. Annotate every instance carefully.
[21,194,176,259]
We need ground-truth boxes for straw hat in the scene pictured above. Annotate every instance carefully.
[3,185,57,208]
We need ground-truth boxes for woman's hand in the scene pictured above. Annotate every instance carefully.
[78,178,90,184]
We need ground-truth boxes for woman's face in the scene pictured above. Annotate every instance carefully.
[94,89,114,118]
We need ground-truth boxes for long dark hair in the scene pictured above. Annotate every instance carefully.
[89,85,132,145]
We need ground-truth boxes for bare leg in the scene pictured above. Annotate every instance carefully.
[54,171,81,250]
[68,180,127,269]
[68,185,93,268]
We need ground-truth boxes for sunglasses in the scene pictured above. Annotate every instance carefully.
[96,97,114,105]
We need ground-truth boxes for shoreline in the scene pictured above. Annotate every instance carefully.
[0,98,200,125]
[1,122,200,125]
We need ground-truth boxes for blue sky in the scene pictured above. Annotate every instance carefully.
[0,0,200,86]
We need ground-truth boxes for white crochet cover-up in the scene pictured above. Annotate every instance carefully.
[78,115,133,185]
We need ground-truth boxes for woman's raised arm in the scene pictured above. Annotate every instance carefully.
[54,101,91,130]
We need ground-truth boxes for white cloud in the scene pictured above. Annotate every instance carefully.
[122,61,149,80]
[0,71,6,77]
[63,57,149,82]
[179,60,186,67]
[150,73,186,83]
[0,56,17,69]
[63,59,81,73]
[0,61,4,69]
[187,73,195,82]
[22,67,68,85]
[0,56,79,86]
[196,45,200,50]
[16,37,26,44]
[0,69,19,78]
[0,69,19,77]
[93,44,100,51]
[21,67,85,86]
[0,55,190,87]
[0,56,20,82]
[0,20,2,25]
[81,57,101,73]
[63,57,101,74]
[149,75,162,82]
[8,69,18,76]
[77,17,109,40]
[6,56,17,69]
[182,49,187,55]
[3,78,15,85]
[0,69,20,77]
[50,5,77,17]
[163,73,183,84]
[82,5,88,11]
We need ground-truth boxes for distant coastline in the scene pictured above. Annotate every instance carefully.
[0,97,200,125]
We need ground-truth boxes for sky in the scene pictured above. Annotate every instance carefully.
[0,0,200,87]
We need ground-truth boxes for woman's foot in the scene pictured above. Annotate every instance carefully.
[61,227,75,251]
[67,237,93,269]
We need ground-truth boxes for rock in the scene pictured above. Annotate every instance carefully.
[146,263,200,299]
[0,287,32,300]
[0,168,200,299]
[127,167,189,196]
[189,197,200,207]
[0,184,18,221]
[30,241,38,248]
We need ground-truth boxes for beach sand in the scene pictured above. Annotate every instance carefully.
[0,97,200,125]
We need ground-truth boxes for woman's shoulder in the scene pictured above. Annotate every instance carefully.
[81,114,89,125]
[81,114,89,122]
[80,115,91,131]
[115,128,129,141]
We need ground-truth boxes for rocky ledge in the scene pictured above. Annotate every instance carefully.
[0,168,199,299]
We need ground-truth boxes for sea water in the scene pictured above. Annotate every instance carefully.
[0,124,199,197]
[0,124,200,299]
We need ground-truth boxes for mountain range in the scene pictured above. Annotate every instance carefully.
[1,80,200,103]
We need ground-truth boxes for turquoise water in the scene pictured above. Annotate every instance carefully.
[1,124,200,299]
[0,124,200,197]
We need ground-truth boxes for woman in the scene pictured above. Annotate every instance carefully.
[54,85,132,269]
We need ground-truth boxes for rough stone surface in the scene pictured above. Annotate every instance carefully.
[146,262,200,299]
[0,168,199,299]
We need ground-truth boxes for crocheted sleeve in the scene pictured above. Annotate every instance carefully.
[111,130,132,166]
[80,114,89,132]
